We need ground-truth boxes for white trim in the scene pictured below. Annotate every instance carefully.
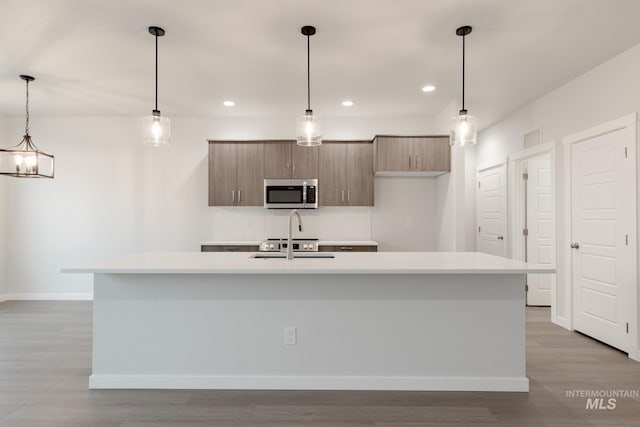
[554,315,571,330]
[89,374,529,392]
[6,293,93,301]
[0,294,8,303]
[562,113,638,359]
[563,113,636,145]
[507,142,556,162]
[477,158,507,173]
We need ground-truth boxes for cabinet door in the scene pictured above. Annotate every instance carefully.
[413,137,451,172]
[345,142,374,206]
[374,136,412,172]
[264,141,292,179]
[291,143,319,179]
[429,137,451,172]
[236,142,264,206]
[209,142,237,206]
[318,143,347,206]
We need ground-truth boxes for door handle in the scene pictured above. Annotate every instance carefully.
[570,242,580,249]
[497,235,504,241]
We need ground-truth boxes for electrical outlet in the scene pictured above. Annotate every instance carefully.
[284,326,297,345]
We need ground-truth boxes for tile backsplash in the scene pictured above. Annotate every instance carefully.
[210,207,372,241]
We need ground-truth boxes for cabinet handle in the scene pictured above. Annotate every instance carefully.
[341,190,345,202]
[415,155,420,170]
[231,190,235,203]
[347,190,351,202]
[237,190,241,203]
[409,155,412,170]
[286,163,290,177]
[292,163,296,177]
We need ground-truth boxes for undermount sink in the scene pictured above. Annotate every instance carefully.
[250,253,335,259]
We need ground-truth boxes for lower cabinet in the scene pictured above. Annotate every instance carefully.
[318,245,378,252]
[201,245,259,252]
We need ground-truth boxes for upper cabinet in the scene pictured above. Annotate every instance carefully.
[208,141,264,206]
[319,141,374,206]
[374,136,450,175]
[264,141,319,179]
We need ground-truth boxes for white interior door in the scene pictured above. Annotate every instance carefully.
[477,164,506,257]
[526,155,554,306]
[571,129,634,352]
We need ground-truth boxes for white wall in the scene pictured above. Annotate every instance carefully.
[475,42,640,332]
[3,114,446,297]
[0,116,8,300]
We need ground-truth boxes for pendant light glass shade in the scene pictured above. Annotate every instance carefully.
[296,25,322,147]
[450,111,477,147]
[142,111,171,146]
[450,25,477,147]
[0,75,54,178]
[296,110,322,146]
[143,26,170,146]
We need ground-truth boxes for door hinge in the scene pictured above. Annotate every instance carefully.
[626,322,629,333]
[625,147,628,158]
[478,181,481,188]
[523,228,529,236]
[525,284,529,292]
[522,172,529,181]
[478,226,481,233]
[626,235,629,245]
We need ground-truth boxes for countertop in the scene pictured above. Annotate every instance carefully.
[200,240,379,246]
[63,251,554,275]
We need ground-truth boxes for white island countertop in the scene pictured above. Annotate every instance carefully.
[63,251,554,275]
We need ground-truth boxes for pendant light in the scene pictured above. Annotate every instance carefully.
[0,75,54,178]
[143,26,170,146]
[450,25,478,147]
[296,25,322,147]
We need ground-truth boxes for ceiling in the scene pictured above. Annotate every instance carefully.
[1,0,640,129]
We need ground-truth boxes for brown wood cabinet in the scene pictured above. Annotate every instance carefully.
[318,245,378,252]
[208,141,264,206]
[263,140,319,179]
[201,245,259,252]
[374,136,450,174]
[319,141,374,206]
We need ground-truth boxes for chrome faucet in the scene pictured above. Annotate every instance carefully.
[287,209,303,260]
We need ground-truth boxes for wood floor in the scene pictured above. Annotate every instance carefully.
[1,301,639,426]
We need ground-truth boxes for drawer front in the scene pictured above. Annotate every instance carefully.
[201,245,259,252]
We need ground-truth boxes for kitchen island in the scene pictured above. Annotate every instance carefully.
[63,252,553,392]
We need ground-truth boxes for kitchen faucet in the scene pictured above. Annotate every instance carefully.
[287,209,303,260]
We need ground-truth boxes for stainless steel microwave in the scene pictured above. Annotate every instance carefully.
[264,179,318,209]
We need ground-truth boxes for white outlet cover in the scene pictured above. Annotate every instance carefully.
[284,326,297,345]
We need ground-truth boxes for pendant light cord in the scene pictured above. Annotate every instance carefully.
[307,34,311,111]
[25,79,30,136]
[461,33,465,111]
[155,33,159,111]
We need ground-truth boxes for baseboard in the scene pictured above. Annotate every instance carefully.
[0,294,8,303]
[552,314,571,331]
[89,374,529,392]
[6,293,93,301]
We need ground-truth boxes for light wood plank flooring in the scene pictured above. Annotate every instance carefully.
[1,301,639,426]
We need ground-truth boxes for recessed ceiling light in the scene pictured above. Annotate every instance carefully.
[223,101,235,107]
[341,100,354,107]
[422,85,436,93]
